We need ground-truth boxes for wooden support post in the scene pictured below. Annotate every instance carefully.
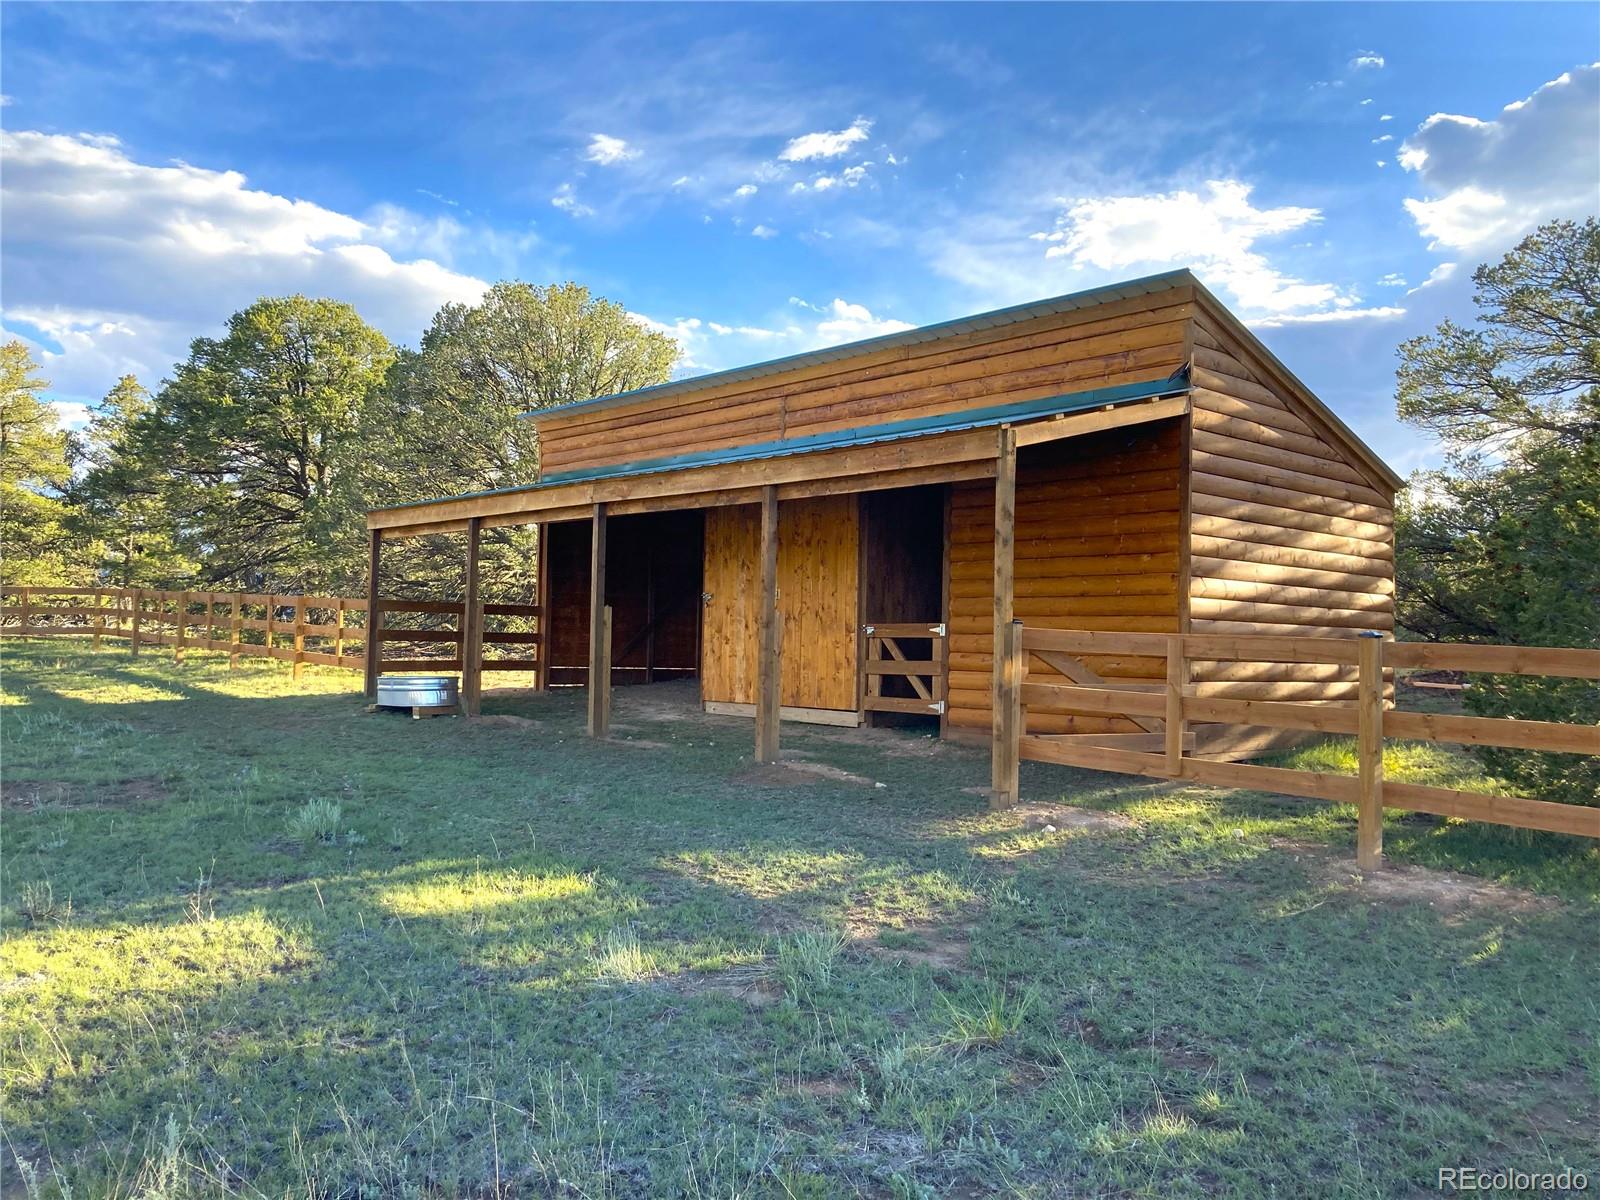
[230,592,242,669]
[131,588,142,656]
[334,597,346,663]
[364,530,382,700]
[203,593,215,651]
[1164,635,1188,777]
[991,620,1023,807]
[533,521,551,692]
[587,504,610,737]
[265,597,275,656]
[1356,632,1386,870]
[755,485,781,763]
[990,427,1018,806]
[176,591,188,664]
[292,595,306,681]
[18,587,29,639]
[461,517,484,716]
[92,590,103,650]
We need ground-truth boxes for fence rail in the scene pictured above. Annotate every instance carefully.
[997,625,1600,866]
[1,585,541,687]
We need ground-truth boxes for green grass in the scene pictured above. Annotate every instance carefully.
[2,642,1597,1197]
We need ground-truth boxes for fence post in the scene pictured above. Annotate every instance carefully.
[293,595,306,681]
[131,588,142,656]
[176,591,188,664]
[265,599,276,655]
[1356,632,1386,870]
[230,593,242,669]
[19,587,29,639]
[334,597,346,663]
[203,593,215,651]
[1165,634,1188,777]
[92,590,103,650]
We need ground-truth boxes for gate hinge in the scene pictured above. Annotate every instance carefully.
[931,700,946,715]
[931,623,947,637]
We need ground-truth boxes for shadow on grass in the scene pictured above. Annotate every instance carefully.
[4,643,1599,1197]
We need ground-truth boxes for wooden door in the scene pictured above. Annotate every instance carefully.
[701,495,859,712]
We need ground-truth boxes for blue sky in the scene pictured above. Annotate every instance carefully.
[2,3,1596,474]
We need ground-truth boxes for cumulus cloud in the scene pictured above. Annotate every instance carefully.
[732,183,757,198]
[1031,179,1368,316]
[1399,62,1599,251]
[811,298,914,342]
[750,224,778,239]
[0,129,490,404]
[779,118,871,162]
[583,133,638,165]
[1350,52,1386,69]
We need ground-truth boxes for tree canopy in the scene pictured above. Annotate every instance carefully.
[0,341,90,584]
[1394,218,1599,806]
[0,283,681,600]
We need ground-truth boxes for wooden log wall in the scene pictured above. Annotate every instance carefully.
[947,419,1185,735]
[1185,312,1397,710]
[534,289,1193,475]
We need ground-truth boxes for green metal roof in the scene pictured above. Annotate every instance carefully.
[522,269,1197,423]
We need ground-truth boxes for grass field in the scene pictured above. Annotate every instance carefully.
[3,642,1597,1198]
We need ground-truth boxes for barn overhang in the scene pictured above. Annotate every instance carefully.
[366,372,1191,539]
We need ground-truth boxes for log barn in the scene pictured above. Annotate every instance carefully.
[366,269,1402,773]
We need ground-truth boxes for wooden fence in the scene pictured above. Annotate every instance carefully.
[860,622,948,717]
[1,585,541,687]
[993,625,1600,867]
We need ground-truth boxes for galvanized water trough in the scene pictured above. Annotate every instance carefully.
[373,675,459,718]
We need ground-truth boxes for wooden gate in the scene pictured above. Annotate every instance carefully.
[860,622,947,717]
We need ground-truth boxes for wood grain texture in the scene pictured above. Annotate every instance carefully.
[948,418,1185,735]
[1186,314,1395,709]
[535,295,1192,474]
[700,495,860,713]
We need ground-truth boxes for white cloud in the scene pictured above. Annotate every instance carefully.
[1376,160,1388,169]
[792,163,873,196]
[1350,52,1386,69]
[1249,305,1405,328]
[733,183,758,198]
[551,182,595,218]
[0,128,489,403]
[51,399,92,431]
[633,296,908,376]
[811,298,914,343]
[0,95,13,108]
[1399,62,1600,251]
[1372,135,1393,144]
[1360,98,1374,106]
[1377,272,1407,288]
[779,118,871,162]
[1032,179,1353,315]
[671,175,691,189]
[750,224,778,239]
[1379,114,1394,121]
[1406,262,1458,294]
[583,133,638,166]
